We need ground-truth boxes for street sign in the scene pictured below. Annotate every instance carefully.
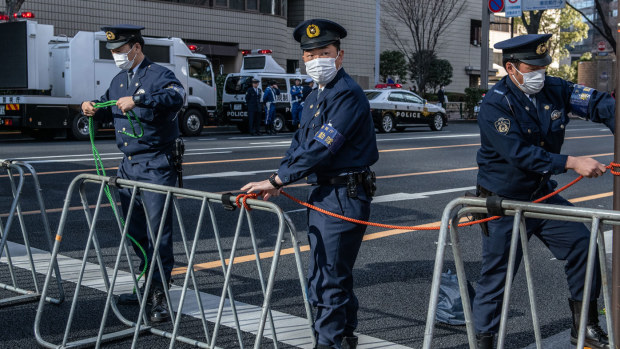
[522,0,565,11]
[505,0,522,17]
[598,41,607,51]
[488,0,504,13]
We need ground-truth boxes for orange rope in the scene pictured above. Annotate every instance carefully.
[267,162,620,231]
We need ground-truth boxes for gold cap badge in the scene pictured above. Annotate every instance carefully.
[306,24,320,38]
[536,42,547,55]
[106,31,116,40]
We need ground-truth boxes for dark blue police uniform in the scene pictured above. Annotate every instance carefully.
[263,84,280,131]
[95,26,185,287]
[246,80,262,135]
[290,82,303,127]
[278,19,379,349]
[473,34,614,347]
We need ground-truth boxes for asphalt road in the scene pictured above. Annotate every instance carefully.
[0,119,615,348]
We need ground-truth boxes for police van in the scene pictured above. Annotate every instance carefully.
[222,50,309,133]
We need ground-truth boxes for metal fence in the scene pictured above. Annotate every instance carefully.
[422,196,619,349]
[0,160,64,307]
[34,173,313,348]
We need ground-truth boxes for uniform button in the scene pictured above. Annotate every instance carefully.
[124,142,128,146]
[122,127,126,132]
[560,124,565,129]
[128,156,132,160]
[525,106,529,111]
[540,141,544,146]
[527,129,532,134]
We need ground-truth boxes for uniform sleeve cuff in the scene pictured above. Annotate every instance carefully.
[276,166,293,185]
[550,154,569,174]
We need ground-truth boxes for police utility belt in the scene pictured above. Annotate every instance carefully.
[316,171,376,198]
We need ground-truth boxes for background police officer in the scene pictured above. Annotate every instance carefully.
[263,80,281,134]
[290,78,303,129]
[81,24,185,323]
[241,19,378,349]
[246,78,262,135]
[473,34,614,349]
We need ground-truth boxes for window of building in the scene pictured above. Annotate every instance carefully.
[287,0,303,27]
[260,0,272,13]
[286,59,299,74]
[470,19,481,46]
[246,0,258,10]
[215,0,227,6]
[228,0,244,9]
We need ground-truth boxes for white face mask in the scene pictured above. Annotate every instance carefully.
[305,52,340,85]
[112,45,136,70]
[511,63,545,95]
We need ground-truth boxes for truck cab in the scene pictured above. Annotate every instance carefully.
[222,49,308,133]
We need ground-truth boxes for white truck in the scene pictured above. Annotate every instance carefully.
[0,20,217,140]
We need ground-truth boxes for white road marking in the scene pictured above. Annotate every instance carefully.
[21,151,232,164]
[185,169,276,180]
[1,241,410,348]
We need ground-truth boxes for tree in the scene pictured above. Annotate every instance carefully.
[548,52,591,82]
[6,0,26,21]
[427,58,453,92]
[381,0,465,93]
[514,6,588,80]
[567,0,616,54]
[379,50,408,83]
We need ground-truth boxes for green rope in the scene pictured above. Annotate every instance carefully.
[90,100,148,288]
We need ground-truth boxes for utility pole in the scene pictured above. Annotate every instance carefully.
[375,0,381,86]
[481,2,490,89]
[613,7,620,346]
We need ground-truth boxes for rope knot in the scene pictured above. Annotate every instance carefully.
[235,193,259,210]
[608,162,620,176]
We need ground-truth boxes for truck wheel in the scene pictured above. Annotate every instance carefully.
[69,114,93,141]
[180,108,204,137]
[273,114,285,133]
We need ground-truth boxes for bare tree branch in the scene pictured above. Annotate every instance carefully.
[6,0,26,21]
[566,1,616,54]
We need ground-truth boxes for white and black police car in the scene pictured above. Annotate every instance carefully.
[365,84,447,132]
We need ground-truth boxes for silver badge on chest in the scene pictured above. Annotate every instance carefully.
[551,110,561,120]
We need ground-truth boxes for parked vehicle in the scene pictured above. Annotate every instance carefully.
[222,49,309,133]
[0,19,216,140]
[365,88,448,132]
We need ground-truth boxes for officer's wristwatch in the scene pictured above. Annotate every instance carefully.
[269,172,283,189]
[132,94,142,105]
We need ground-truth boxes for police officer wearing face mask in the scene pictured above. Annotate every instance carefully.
[473,34,615,349]
[81,24,185,323]
[241,19,378,349]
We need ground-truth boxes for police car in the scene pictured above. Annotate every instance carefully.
[365,87,447,132]
[222,49,309,133]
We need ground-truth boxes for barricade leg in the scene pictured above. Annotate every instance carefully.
[597,227,615,348]
[497,210,522,349]
[0,160,63,307]
[518,219,542,349]
[575,217,601,348]
[449,212,476,348]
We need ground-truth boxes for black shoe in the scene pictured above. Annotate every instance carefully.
[569,298,609,349]
[341,335,358,349]
[476,333,495,349]
[149,285,170,322]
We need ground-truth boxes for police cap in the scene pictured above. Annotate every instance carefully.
[304,77,313,83]
[494,34,552,66]
[101,24,145,50]
[293,19,347,50]
[252,78,259,83]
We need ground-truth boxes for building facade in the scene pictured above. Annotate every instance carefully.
[16,0,489,92]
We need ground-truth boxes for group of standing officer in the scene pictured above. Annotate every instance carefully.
[79,16,617,349]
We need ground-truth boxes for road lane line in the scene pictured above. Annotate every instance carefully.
[1,242,409,349]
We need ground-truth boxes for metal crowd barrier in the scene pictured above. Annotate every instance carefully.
[422,197,618,349]
[0,159,64,307]
[34,173,314,348]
